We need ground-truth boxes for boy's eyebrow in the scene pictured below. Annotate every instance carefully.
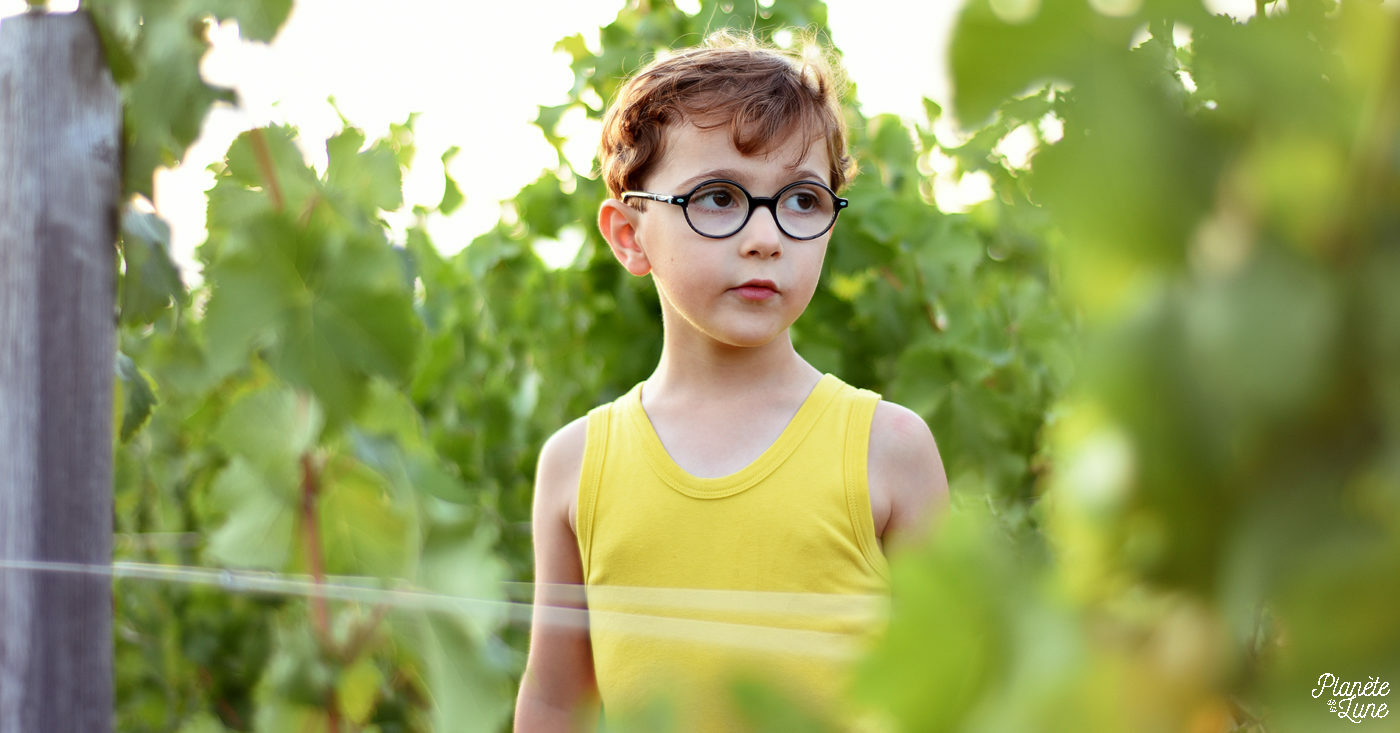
[674,168,829,192]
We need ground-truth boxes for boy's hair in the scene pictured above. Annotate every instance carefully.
[599,31,854,201]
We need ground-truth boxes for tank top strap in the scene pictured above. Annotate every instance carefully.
[840,385,890,581]
[576,394,626,580]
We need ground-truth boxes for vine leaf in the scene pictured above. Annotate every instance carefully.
[439,146,464,215]
[114,352,159,443]
[210,385,323,471]
[335,657,383,724]
[205,456,296,570]
[202,129,422,424]
[89,0,294,198]
[317,456,417,579]
[326,126,403,212]
[118,209,186,326]
[203,0,293,43]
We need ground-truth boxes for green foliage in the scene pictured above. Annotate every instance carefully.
[858,2,1400,731]
[115,351,159,442]
[118,209,187,327]
[84,0,291,198]
[100,2,515,718]
[201,125,421,425]
[111,113,518,726]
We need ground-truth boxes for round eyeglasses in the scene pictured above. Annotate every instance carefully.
[621,179,849,240]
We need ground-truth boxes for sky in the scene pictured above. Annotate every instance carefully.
[0,0,1265,277]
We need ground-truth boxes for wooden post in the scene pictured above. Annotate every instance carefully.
[0,10,120,733]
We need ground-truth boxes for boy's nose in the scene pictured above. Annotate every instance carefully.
[740,207,783,259]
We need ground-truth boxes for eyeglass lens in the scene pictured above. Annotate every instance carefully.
[685,181,838,239]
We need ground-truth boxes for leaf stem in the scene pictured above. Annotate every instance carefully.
[248,128,286,211]
[299,451,332,647]
[325,687,342,733]
[196,666,245,729]
[300,451,345,729]
[337,604,389,665]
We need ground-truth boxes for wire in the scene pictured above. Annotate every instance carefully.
[0,557,888,660]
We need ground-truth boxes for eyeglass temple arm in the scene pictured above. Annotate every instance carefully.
[620,191,688,205]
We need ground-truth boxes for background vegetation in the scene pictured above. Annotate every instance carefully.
[89,0,1398,730]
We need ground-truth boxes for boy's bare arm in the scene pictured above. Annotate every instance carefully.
[515,417,599,732]
[868,401,949,552]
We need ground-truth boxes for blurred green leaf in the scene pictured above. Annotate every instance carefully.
[439,146,464,215]
[205,457,296,570]
[210,384,323,471]
[335,657,383,724]
[396,613,513,733]
[114,351,159,443]
[317,456,418,578]
[326,126,404,212]
[203,0,293,43]
[118,209,186,326]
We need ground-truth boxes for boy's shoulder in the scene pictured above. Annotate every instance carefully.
[868,399,937,457]
[866,398,948,549]
[533,385,638,528]
[539,414,589,466]
[536,385,636,480]
[535,415,590,529]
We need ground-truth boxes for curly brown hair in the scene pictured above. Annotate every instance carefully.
[599,31,855,202]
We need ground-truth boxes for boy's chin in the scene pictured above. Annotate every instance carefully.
[707,328,789,350]
[668,306,797,350]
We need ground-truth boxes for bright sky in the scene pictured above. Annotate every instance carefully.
[1,0,1264,278]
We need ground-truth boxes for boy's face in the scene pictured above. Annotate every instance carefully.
[617,121,833,350]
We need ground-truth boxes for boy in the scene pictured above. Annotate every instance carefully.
[515,32,948,732]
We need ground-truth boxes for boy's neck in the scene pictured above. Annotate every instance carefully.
[645,328,821,404]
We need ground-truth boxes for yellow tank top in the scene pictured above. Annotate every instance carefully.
[576,374,890,731]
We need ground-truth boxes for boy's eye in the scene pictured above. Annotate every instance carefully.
[786,192,817,211]
[691,183,744,210]
[780,186,826,214]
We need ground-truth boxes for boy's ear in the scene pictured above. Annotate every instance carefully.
[598,199,651,277]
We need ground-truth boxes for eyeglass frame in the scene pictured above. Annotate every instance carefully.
[620,178,850,241]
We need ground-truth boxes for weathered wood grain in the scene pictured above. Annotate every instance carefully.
[0,10,120,733]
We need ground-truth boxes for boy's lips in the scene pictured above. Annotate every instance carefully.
[730,279,779,301]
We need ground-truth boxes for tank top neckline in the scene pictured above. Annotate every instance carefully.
[621,373,843,499]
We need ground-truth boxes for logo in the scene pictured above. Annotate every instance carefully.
[1312,673,1390,724]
